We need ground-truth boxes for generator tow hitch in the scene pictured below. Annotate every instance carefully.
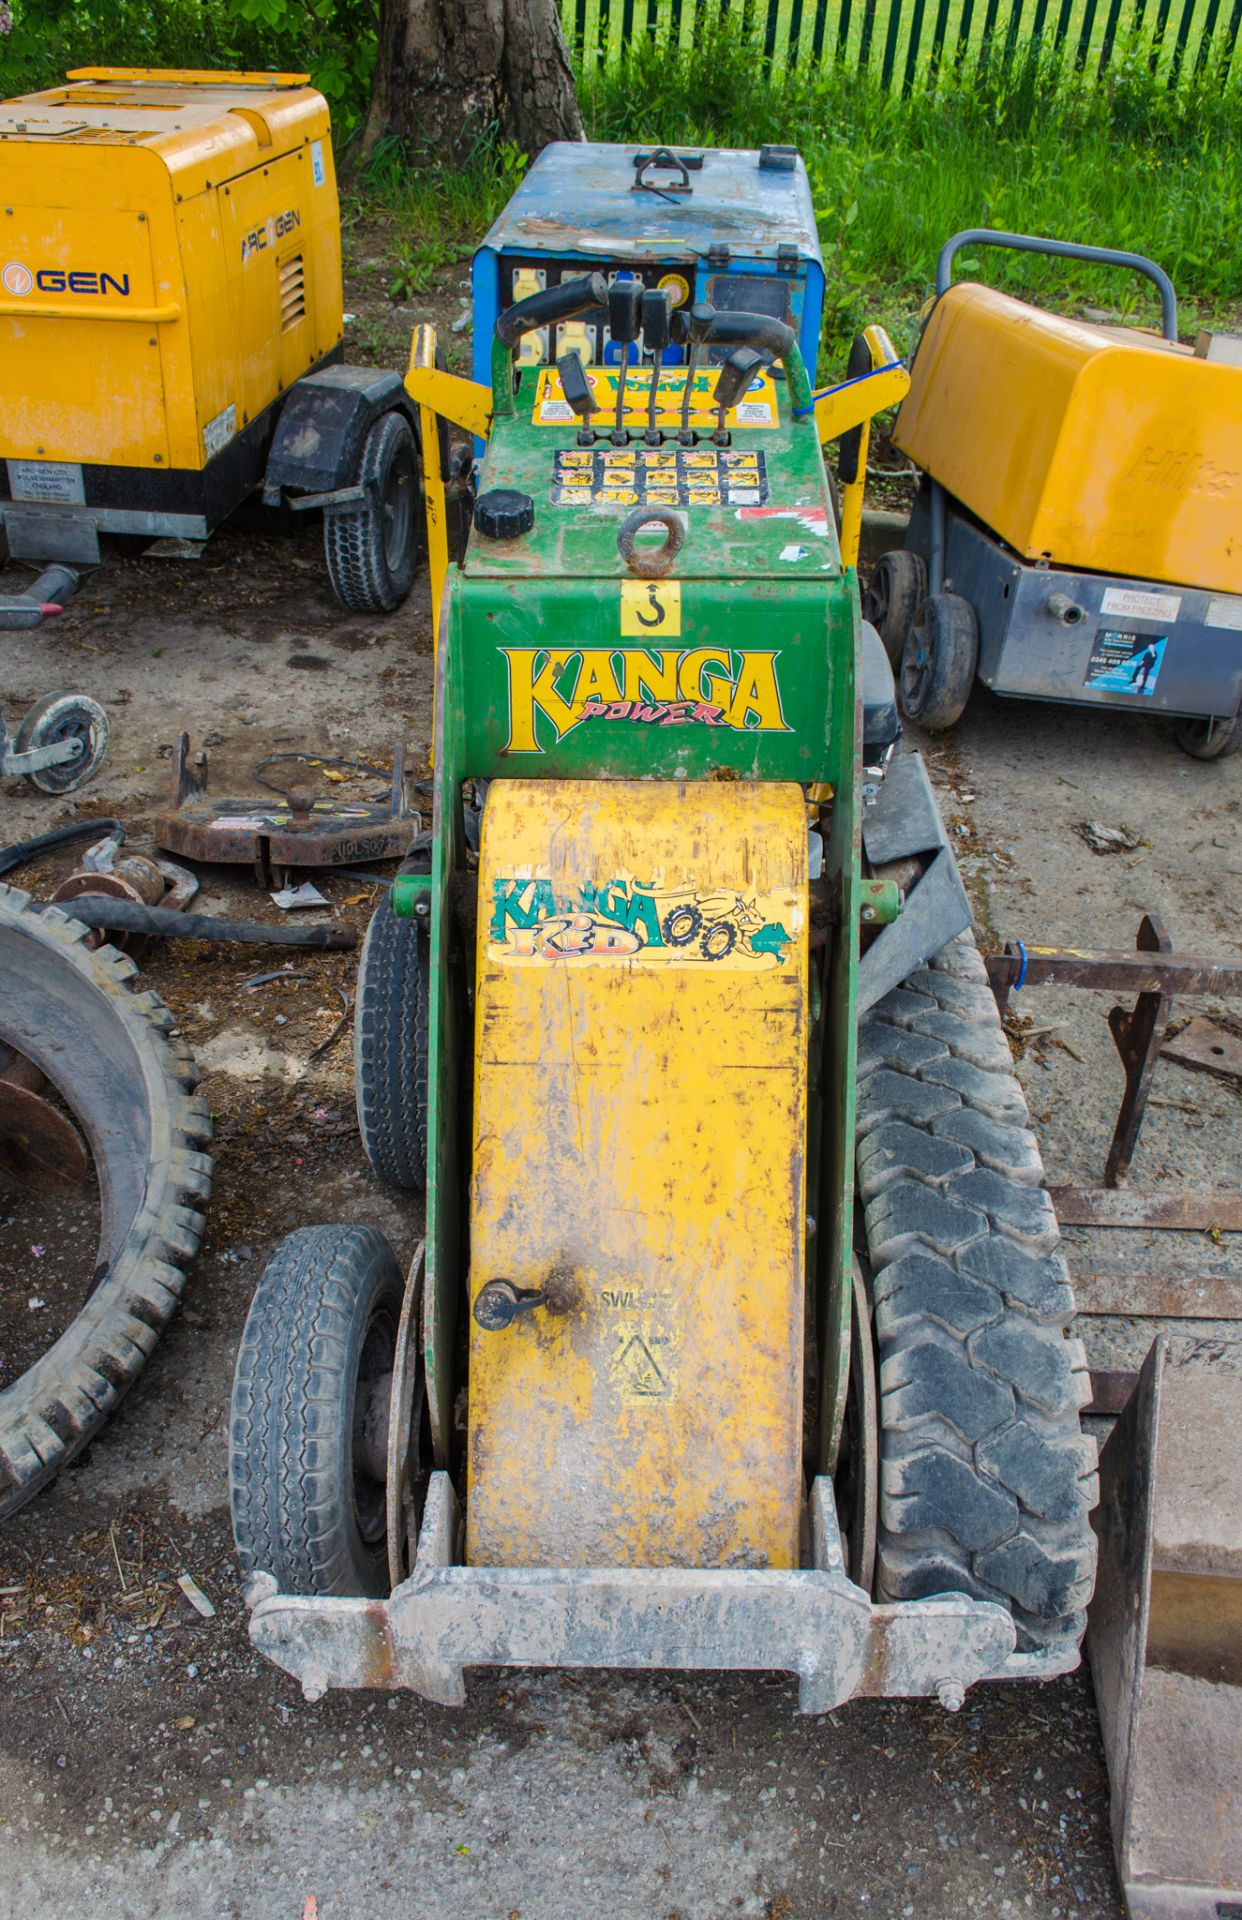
[0,563,81,632]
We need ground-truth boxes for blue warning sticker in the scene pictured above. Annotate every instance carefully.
[1084,629,1167,697]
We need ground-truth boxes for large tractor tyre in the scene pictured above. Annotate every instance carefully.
[324,411,420,615]
[900,592,979,731]
[0,886,212,1520]
[856,929,1098,1656]
[229,1225,403,1598]
[354,895,429,1192]
[863,550,927,672]
[1175,710,1242,761]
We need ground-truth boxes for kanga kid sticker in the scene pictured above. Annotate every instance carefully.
[1083,629,1167,697]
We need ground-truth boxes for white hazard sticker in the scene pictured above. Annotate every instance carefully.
[1205,595,1242,632]
[311,138,326,187]
[1100,586,1182,623]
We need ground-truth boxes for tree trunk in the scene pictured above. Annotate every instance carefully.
[361,0,582,165]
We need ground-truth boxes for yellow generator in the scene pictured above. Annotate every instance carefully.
[866,230,1242,760]
[0,69,421,623]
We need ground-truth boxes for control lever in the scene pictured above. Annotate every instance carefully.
[556,350,596,445]
[711,345,764,445]
[641,287,674,445]
[672,301,716,444]
[608,279,643,444]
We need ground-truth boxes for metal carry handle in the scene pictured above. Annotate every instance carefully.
[935,229,1178,341]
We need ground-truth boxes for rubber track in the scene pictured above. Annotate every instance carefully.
[323,413,418,615]
[858,930,1098,1655]
[0,886,212,1519]
[229,1224,401,1597]
[353,897,428,1191]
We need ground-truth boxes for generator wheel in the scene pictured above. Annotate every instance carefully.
[229,1225,403,1597]
[856,929,1098,1655]
[15,692,109,795]
[900,592,978,730]
[0,886,211,1519]
[863,551,927,671]
[1175,710,1242,761]
[354,895,429,1192]
[324,411,420,615]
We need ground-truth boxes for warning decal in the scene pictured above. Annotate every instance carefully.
[534,364,780,431]
[552,446,768,509]
[1083,628,1168,697]
[611,1328,676,1400]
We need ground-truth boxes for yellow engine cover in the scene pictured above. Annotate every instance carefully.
[468,779,809,1572]
[0,70,342,471]
[894,283,1242,597]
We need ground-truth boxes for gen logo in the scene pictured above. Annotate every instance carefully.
[1,261,130,298]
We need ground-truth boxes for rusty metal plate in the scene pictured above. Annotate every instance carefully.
[1088,1337,1242,1920]
[467,778,808,1573]
[1074,1271,1242,1320]
[1163,1015,1242,1082]
[1052,1187,1242,1232]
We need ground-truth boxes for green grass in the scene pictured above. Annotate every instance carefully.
[351,26,1242,374]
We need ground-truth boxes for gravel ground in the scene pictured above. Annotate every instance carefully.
[0,443,1238,1919]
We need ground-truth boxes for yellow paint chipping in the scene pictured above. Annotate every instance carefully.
[467,779,809,1572]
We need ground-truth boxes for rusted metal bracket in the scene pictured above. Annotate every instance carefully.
[155,734,417,888]
[986,914,1242,1225]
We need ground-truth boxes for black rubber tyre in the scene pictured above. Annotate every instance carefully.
[229,1225,403,1598]
[900,592,979,731]
[0,886,212,1519]
[354,895,429,1192]
[1175,710,1242,761]
[324,411,420,615]
[863,550,928,672]
[856,929,1098,1655]
[15,692,109,794]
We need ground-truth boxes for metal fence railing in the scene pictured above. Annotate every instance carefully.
[563,0,1242,92]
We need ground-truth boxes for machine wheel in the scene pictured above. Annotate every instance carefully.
[1175,711,1242,761]
[900,593,978,731]
[15,692,109,794]
[324,411,420,615]
[856,930,1098,1655]
[354,894,429,1192]
[0,887,211,1519]
[229,1224,404,1598]
[863,551,927,672]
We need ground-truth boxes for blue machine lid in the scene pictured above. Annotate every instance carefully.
[476,141,823,266]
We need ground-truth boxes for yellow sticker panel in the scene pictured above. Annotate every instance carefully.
[467,779,809,1572]
[533,364,780,430]
[620,578,681,636]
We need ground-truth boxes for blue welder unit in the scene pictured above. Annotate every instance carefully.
[471,141,826,391]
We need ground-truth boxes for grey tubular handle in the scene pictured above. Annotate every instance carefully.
[935,229,1178,341]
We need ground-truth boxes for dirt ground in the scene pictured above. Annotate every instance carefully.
[1,269,1240,1920]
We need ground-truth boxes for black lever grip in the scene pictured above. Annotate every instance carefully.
[695,306,796,359]
[556,350,595,419]
[641,287,673,352]
[712,345,765,415]
[608,277,644,345]
[495,271,609,349]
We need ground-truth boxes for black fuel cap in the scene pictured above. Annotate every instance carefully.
[475,488,535,540]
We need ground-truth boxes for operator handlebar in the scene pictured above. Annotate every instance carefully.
[494,271,610,348]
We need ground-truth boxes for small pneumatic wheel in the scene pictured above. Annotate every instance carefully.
[229,1225,404,1597]
[324,411,421,615]
[900,591,979,731]
[15,691,109,793]
[1175,710,1242,761]
[863,550,928,672]
[354,894,430,1191]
